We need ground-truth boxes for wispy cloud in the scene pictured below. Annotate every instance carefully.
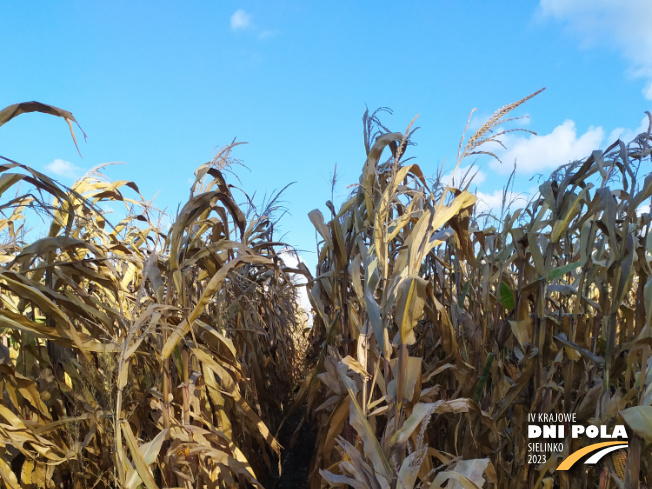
[257,29,277,40]
[45,159,83,179]
[607,115,651,145]
[230,9,276,40]
[475,189,531,214]
[538,0,652,99]
[442,165,487,187]
[230,9,252,31]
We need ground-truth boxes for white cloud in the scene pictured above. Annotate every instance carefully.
[280,249,312,319]
[45,159,83,179]
[489,120,604,174]
[486,115,650,175]
[608,115,650,144]
[443,165,486,187]
[539,0,652,99]
[229,9,276,40]
[475,189,531,214]
[230,9,252,30]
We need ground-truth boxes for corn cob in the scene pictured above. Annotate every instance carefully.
[504,359,518,380]
[612,449,627,480]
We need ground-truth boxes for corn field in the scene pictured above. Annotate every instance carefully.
[0,93,651,489]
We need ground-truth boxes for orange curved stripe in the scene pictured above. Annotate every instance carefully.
[558,441,627,470]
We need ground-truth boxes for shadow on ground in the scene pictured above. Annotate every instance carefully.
[268,403,317,488]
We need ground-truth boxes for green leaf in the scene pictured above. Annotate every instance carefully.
[473,353,495,402]
[459,281,470,305]
[499,281,515,311]
[548,261,582,282]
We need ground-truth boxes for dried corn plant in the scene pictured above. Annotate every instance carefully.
[2,95,652,489]
[0,103,307,488]
[300,94,652,489]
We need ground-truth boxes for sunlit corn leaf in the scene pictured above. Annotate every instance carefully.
[620,406,652,443]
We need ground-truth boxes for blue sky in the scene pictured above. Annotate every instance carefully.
[1,1,652,271]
